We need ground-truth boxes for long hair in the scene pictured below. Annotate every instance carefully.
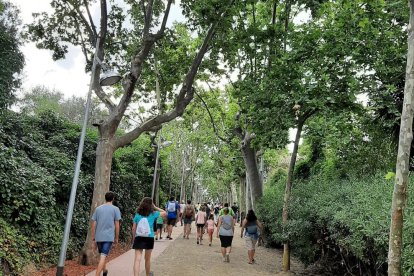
[137,197,154,217]
[246,209,257,222]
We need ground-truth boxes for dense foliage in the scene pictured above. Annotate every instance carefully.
[0,0,24,109]
[257,173,414,275]
[0,110,157,274]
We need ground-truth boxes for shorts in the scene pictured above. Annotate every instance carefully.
[208,229,214,235]
[219,235,233,248]
[133,236,155,250]
[156,223,163,230]
[196,223,205,229]
[96,241,113,256]
[167,218,176,225]
[245,235,258,250]
[183,217,192,224]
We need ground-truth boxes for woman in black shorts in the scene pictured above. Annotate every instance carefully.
[131,197,166,276]
[216,207,234,263]
[195,205,207,244]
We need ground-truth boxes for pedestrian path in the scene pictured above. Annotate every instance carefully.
[88,224,320,276]
[86,225,183,276]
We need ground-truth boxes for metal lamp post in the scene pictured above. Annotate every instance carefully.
[151,136,172,202]
[56,37,121,276]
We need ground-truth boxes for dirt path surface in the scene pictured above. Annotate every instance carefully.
[150,225,324,276]
[85,224,326,276]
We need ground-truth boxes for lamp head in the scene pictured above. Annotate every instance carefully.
[100,70,122,86]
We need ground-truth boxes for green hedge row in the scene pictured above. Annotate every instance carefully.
[256,174,414,275]
[0,110,160,275]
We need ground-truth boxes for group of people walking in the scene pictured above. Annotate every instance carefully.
[90,192,263,276]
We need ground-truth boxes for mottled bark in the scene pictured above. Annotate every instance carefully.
[239,174,246,217]
[246,175,253,211]
[80,135,115,265]
[388,1,414,274]
[282,119,304,272]
[241,137,262,209]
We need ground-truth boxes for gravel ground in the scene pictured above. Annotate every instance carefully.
[150,225,326,276]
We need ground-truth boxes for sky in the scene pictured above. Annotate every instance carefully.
[13,0,184,99]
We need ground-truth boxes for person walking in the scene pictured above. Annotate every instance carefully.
[218,203,235,217]
[231,202,239,222]
[206,214,215,246]
[216,207,234,263]
[155,214,164,240]
[91,191,121,276]
[165,196,180,240]
[179,200,186,226]
[183,199,195,239]
[241,210,263,264]
[131,197,166,276]
[195,205,207,245]
[214,203,220,222]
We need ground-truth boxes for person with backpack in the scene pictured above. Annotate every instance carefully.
[165,196,180,240]
[195,205,207,245]
[216,207,235,263]
[183,199,195,239]
[131,197,165,276]
[240,209,263,264]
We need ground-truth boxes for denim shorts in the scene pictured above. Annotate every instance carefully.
[96,241,113,256]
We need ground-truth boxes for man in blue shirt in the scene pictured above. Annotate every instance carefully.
[165,196,180,240]
[91,191,121,276]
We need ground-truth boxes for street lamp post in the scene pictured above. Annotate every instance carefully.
[56,37,121,276]
[151,135,172,203]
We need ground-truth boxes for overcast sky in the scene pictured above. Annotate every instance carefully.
[13,0,184,99]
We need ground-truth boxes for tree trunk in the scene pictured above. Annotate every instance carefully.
[246,175,253,211]
[155,159,161,206]
[241,138,262,209]
[239,174,246,219]
[179,151,186,202]
[282,120,304,272]
[388,1,414,274]
[80,134,115,265]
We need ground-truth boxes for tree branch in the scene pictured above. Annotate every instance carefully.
[84,0,98,40]
[114,0,236,148]
[115,21,220,148]
[154,0,173,39]
[143,0,155,36]
[94,86,116,111]
[194,89,229,143]
[105,0,173,131]
[65,1,95,44]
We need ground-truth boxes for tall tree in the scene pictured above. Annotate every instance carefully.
[27,0,236,264]
[0,0,24,109]
[388,0,414,274]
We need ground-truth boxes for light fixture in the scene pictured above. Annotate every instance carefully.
[100,70,122,86]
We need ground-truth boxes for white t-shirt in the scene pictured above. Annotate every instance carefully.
[180,204,186,213]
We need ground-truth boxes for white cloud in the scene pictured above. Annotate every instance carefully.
[14,0,185,100]
[13,0,90,99]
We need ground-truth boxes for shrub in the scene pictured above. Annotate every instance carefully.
[257,173,414,275]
